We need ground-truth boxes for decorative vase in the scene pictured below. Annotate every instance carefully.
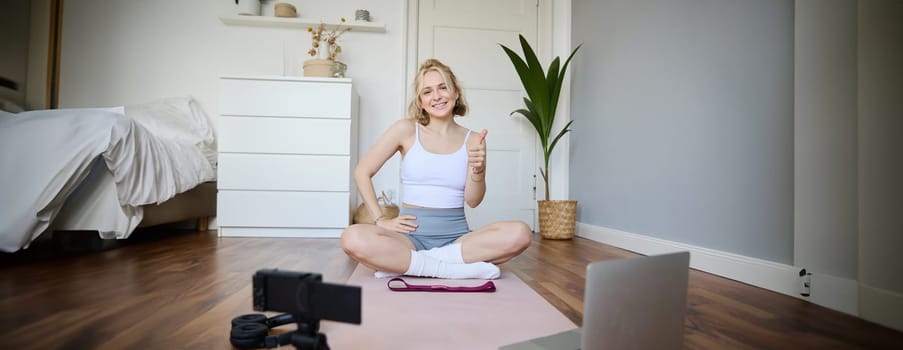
[236,0,261,16]
[537,200,577,240]
[318,39,329,59]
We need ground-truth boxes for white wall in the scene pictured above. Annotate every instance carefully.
[56,0,408,198]
[793,0,858,281]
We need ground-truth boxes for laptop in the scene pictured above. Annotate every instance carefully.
[501,252,690,350]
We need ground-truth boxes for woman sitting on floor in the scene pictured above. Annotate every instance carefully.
[341,59,532,279]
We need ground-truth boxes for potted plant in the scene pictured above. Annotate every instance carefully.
[304,19,351,78]
[500,35,581,239]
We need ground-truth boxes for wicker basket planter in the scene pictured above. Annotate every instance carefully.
[303,59,332,77]
[352,192,399,224]
[537,200,577,240]
[303,59,348,78]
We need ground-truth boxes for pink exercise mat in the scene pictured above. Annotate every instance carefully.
[320,265,577,349]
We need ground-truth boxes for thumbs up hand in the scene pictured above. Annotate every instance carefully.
[468,129,488,175]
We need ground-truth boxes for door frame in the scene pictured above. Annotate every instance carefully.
[401,0,575,226]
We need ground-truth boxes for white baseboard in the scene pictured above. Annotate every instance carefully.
[809,271,859,316]
[859,284,903,332]
[576,222,859,316]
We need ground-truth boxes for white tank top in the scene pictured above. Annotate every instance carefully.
[401,124,471,208]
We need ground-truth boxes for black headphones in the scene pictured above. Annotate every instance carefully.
[230,313,297,349]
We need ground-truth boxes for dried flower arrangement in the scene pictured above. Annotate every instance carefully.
[307,18,352,61]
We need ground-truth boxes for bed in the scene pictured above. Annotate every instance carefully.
[0,97,217,253]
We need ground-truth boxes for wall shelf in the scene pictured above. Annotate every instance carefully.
[219,15,385,33]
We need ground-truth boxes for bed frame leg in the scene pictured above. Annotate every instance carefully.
[197,217,209,232]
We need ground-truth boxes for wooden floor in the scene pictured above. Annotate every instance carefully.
[1,229,901,349]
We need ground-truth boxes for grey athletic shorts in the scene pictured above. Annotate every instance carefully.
[401,207,470,251]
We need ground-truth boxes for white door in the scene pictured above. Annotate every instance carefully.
[418,0,539,230]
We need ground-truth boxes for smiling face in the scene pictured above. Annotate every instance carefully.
[419,70,458,119]
[407,59,468,125]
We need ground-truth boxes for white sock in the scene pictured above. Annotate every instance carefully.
[374,271,401,278]
[404,250,500,279]
[422,243,465,263]
[374,243,466,278]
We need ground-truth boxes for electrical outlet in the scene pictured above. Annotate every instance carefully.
[799,269,812,297]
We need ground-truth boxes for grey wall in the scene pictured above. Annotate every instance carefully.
[794,0,858,279]
[569,0,903,330]
[569,0,794,263]
[858,0,903,306]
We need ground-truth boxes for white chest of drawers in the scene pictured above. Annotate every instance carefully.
[217,76,358,237]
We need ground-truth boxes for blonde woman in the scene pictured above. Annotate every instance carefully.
[341,59,532,279]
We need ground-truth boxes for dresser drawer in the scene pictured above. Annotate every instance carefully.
[217,191,350,228]
[219,116,350,155]
[218,153,350,191]
[220,78,351,118]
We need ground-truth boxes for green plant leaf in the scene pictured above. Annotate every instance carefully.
[510,106,543,141]
[549,45,581,129]
[543,57,561,137]
[522,98,548,144]
[553,44,582,106]
[501,44,548,132]
[517,35,550,128]
[500,44,534,98]
[561,44,583,80]
[548,120,574,158]
[501,42,543,104]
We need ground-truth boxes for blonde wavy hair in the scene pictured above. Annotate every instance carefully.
[407,58,468,126]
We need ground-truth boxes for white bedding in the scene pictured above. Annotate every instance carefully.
[0,100,216,252]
